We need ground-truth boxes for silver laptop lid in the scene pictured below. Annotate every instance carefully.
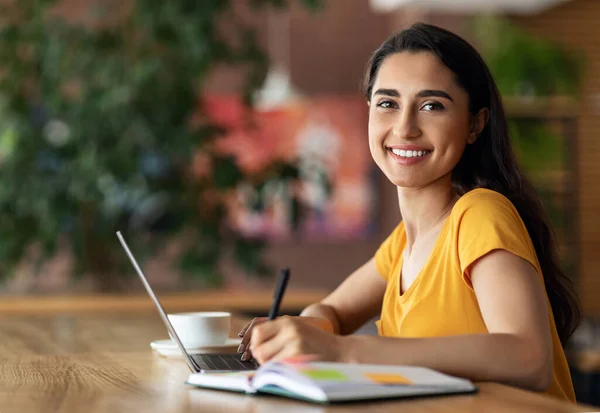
[116,231,197,373]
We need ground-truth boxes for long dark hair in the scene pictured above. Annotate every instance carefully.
[363,23,581,345]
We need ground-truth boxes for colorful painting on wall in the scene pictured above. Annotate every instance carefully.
[202,95,377,242]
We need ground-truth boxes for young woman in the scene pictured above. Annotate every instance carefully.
[237,23,581,402]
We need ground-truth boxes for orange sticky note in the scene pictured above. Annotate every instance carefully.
[363,373,412,385]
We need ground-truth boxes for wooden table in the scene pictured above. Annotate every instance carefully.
[0,289,330,315]
[0,313,596,413]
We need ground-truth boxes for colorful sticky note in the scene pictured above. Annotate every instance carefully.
[300,369,349,381]
[363,373,412,385]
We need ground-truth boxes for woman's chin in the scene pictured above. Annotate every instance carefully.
[386,176,425,188]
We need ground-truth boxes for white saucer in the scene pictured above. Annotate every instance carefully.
[150,338,242,357]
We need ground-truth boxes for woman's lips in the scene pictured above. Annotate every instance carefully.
[386,147,432,165]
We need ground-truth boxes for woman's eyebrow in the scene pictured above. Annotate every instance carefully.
[416,89,454,101]
[373,88,454,102]
[373,88,399,97]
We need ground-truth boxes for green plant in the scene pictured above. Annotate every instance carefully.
[473,15,583,275]
[0,0,323,291]
[473,16,581,181]
[473,15,583,97]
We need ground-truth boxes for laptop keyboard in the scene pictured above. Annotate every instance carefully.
[191,353,259,371]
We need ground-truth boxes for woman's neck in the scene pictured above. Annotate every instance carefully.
[397,179,458,256]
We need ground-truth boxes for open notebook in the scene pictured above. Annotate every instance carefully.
[186,359,477,404]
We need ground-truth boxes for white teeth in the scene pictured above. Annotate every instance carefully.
[390,149,430,158]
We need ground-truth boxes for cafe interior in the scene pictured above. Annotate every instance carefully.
[0,0,599,411]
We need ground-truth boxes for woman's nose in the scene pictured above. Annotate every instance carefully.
[392,109,421,139]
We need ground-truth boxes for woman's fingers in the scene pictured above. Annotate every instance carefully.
[237,317,267,358]
[237,320,255,353]
[250,317,284,347]
[237,320,253,337]
[250,317,301,364]
[241,317,336,364]
[250,325,291,363]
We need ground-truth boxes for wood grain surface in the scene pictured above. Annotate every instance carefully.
[0,314,595,413]
[0,289,329,315]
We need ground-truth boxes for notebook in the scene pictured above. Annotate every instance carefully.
[186,359,477,404]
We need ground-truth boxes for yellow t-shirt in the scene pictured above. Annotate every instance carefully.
[374,188,575,402]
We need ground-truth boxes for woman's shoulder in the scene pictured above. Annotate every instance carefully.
[451,188,520,224]
[454,187,514,212]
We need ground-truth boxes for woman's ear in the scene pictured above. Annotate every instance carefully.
[467,108,489,144]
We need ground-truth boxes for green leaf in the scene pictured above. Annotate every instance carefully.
[290,195,302,230]
[509,120,561,173]
[212,156,243,189]
[190,124,226,144]
[473,15,583,96]
[178,246,221,285]
[299,0,326,11]
[233,237,268,274]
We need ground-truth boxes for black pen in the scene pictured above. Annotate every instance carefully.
[240,268,290,363]
[268,268,290,320]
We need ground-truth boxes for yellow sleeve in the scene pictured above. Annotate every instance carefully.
[455,190,539,289]
[374,222,404,281]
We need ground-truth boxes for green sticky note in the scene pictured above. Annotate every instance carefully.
[300,369,348,381]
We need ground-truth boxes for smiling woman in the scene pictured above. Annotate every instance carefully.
[367,51,487,188]
[237,23,582,404]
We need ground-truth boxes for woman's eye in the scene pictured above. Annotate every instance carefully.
[376,100,397,109]
[422,102,444,111]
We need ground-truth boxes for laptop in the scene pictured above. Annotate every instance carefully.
[116,231,259,373]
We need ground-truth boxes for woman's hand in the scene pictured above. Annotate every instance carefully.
[248,315,344,364]
[238,316,335,361]
[237,317,269,361]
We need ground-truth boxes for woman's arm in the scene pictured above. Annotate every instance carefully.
[339,249,554,392]
[237,257,386,359]
[300,257,387,335]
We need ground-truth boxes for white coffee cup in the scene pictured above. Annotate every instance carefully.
[167,311,231,348]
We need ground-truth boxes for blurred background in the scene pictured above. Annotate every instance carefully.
[0,0,599,403]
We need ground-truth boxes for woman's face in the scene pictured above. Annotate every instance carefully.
[368,51,480,189]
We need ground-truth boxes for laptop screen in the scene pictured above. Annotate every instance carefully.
[116,231,198,372]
